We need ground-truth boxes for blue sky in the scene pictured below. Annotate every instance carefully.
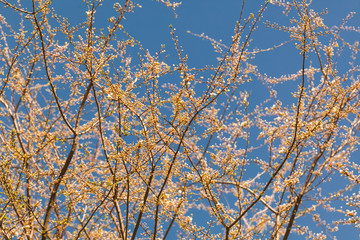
[115,1,360,238]
[116,1,360,238]
[41,0,360,85]
[2,0,360,238]
[120,0,360,106]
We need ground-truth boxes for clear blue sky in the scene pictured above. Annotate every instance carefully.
[103,1,360,238]
[48,0,360,69]
[98,1,359,238]
[2,0,360,238]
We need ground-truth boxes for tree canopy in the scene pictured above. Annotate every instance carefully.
[0,0,360,239]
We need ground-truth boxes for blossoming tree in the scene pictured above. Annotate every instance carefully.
[0,0,359,239]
